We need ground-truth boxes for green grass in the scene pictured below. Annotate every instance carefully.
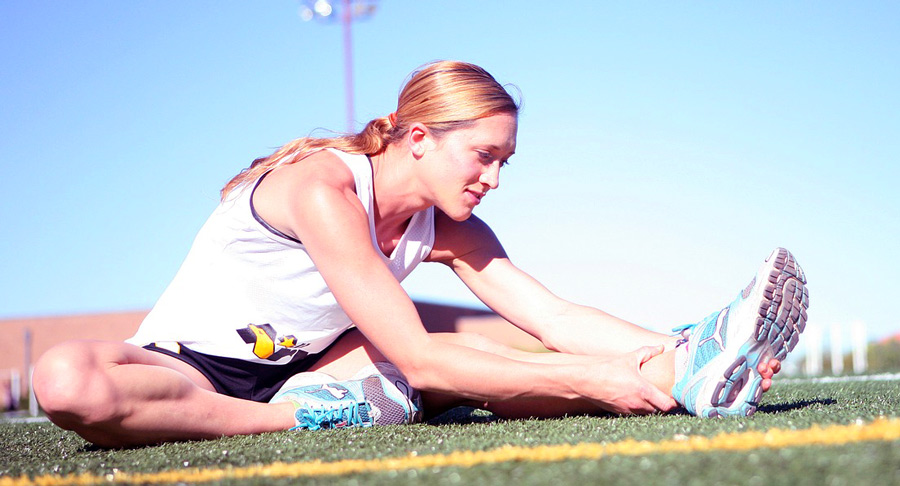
[2,378,899,485]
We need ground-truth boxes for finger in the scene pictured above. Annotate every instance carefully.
[643,384,679,412]
[770,359,782,374]
[761,377,772,392]
[622,400,658,416]
[650,395,679,413]
[634,344,666,366]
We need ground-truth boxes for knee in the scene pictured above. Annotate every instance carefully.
[33,341,117,426]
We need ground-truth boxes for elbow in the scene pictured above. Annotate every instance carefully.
[388,343,444,393]
[537,326,566,353]
[396,356,434,392]
[541,340,563,354]
[534,301,582,353]
[403,371,430,394]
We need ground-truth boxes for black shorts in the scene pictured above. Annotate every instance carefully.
[143,339,343,403]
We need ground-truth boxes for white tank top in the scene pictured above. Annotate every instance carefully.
[127,148,435,364]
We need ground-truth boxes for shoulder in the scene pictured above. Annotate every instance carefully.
[428,210,506,264]
[252,149,367,241]
[276,149,356,190]
[255,149,361,209]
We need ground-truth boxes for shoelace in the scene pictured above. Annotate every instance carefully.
[672,322,695,347]
[673,308,724,348]
[293,401,367,431]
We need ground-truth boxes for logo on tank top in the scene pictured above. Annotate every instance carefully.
[236,323,310,362]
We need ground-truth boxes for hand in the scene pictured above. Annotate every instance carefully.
[583,345,678,416]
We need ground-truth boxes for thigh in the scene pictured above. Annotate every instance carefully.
[39,340,217,393]
[306,329,386,380]
[307,329,516,417]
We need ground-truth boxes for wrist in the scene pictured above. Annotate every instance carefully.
[541,363,585,401]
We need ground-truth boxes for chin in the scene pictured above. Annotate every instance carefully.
[445,208,475,222]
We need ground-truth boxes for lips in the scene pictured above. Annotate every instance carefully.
[466,188,486,205]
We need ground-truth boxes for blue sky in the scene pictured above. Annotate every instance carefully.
[2,2,898,351]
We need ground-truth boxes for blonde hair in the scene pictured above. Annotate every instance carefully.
[221,60,520,199]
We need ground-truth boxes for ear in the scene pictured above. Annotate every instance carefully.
[406,122,435,159]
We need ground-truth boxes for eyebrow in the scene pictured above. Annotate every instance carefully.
[482,144,516,156]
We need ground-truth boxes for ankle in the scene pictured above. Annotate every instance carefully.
[273,401,298,430]
[673,342,689,384]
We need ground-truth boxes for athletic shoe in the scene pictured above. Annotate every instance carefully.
[671,247,809,418]
[271,374,420,430]
[352,362,424,424]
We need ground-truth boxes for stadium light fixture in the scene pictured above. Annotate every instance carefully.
[299,0,379,132]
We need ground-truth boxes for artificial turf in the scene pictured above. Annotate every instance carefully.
[1,378,898,485]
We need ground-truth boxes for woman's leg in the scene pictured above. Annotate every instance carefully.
[307,329,676,419]
[32,340,296,447]
[310,328,780,420]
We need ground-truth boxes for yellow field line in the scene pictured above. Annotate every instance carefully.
[4,418,900,486]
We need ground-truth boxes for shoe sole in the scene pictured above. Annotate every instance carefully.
[701,248,809,418]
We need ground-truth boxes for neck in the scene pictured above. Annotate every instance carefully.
[369,145,430,233]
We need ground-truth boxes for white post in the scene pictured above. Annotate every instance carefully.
[830,323,844,376]
[805,324,823,376]
[24,328,37,416]
[10,369,21,410]
[851,320,868,374]
[28,366,38,417]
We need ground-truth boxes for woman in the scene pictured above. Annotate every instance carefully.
[33,61,808,447]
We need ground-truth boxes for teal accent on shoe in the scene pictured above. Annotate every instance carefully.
[291,398,369,431]
[272,374,420,431]
[284,381,369,430]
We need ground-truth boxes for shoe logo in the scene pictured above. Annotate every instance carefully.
[311,384,348,400]
[713,308,729,349]
[694,309,729,353]
[369,405,382,422]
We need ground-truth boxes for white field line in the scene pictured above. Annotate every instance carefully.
[778,372,900,384]
[0,413,49,424]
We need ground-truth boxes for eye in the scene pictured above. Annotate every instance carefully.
[476,150,511,167]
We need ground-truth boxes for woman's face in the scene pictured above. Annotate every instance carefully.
[423,113,518,221]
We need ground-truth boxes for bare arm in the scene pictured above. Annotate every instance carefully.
[428,211,677,356]
[427,210,677,412]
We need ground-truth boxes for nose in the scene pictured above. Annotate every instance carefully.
[479,161,501,190]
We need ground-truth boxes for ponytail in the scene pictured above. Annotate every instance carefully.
[221,60,518,199]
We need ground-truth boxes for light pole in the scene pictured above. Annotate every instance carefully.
[299,0,378,133]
